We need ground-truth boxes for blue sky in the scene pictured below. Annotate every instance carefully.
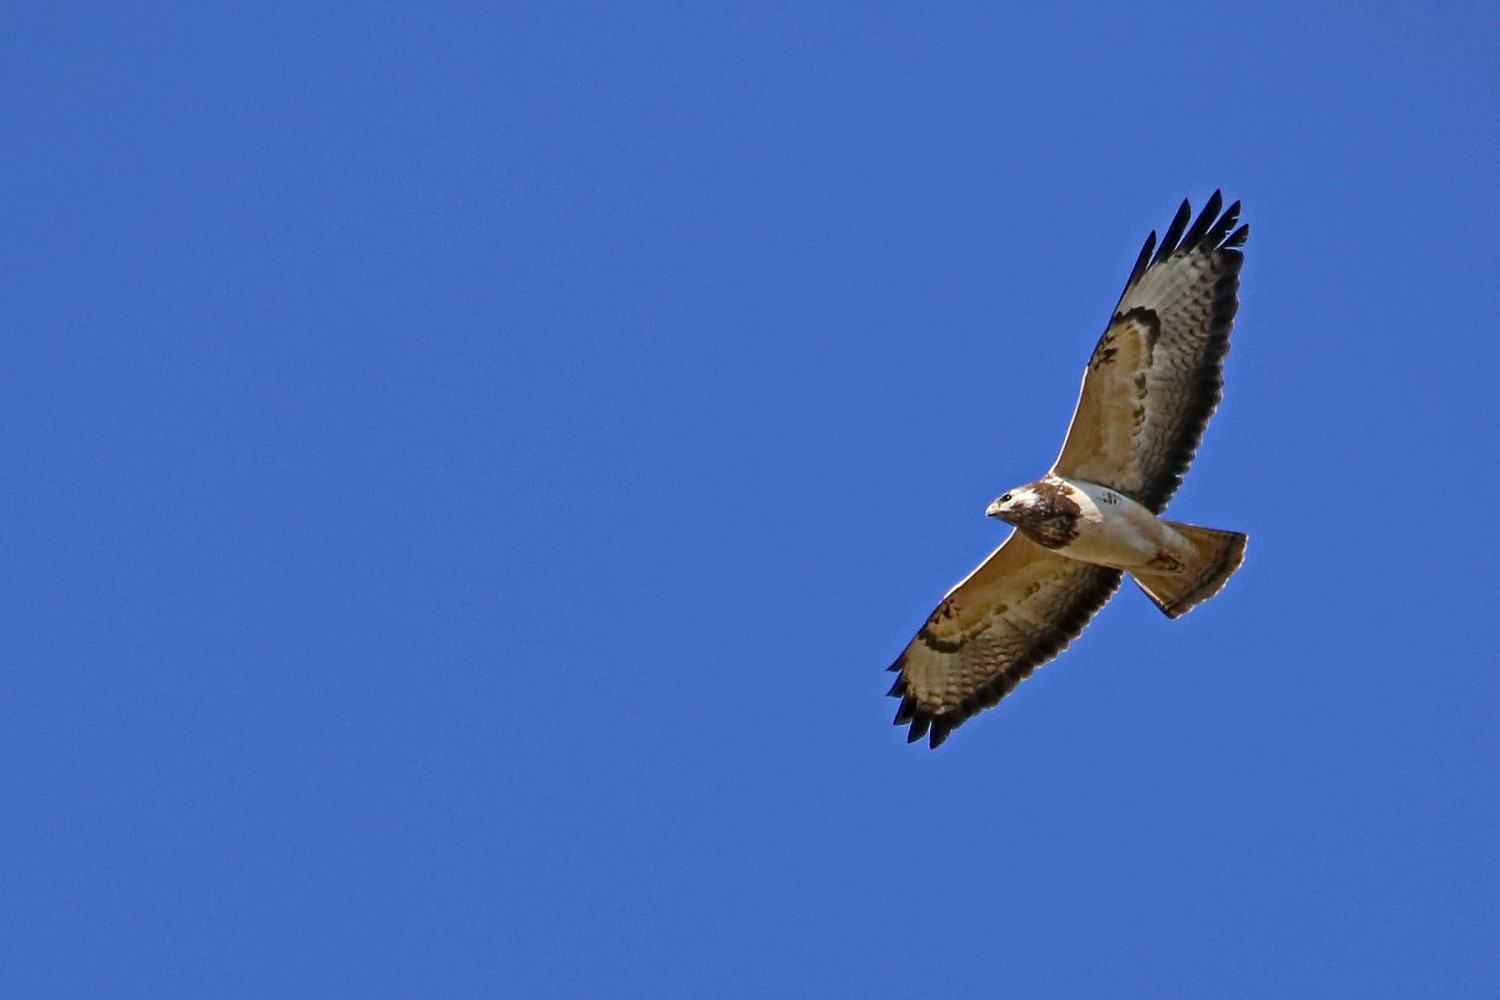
[6,3,1499,996]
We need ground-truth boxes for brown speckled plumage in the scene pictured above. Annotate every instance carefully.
[1008,479,1083,549]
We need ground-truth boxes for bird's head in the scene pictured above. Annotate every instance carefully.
[985,484,1043,525]
[986,478,1078,524]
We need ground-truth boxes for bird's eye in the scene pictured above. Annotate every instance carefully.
[999,493,1012,503]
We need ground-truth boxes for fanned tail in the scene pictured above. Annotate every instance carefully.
[1130,522,1246,619]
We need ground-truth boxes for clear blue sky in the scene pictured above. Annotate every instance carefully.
[6,3,1498,997]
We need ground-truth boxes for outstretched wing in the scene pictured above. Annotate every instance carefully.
[887,533,1122,748]
[1052,192,1248,513]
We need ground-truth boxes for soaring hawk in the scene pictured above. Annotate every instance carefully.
[888,192,1249,748]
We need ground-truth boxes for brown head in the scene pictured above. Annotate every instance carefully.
[985,477,1083,549]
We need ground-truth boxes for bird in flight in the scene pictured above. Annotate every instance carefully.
[888,192,1249,748]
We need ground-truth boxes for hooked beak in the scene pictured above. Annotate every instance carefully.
[985,498,1007,520]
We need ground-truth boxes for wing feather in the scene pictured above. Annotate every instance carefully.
[1052,193,1247,512]
[887,533,1122,748]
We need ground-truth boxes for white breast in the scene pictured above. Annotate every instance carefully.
[1054,477,1177,569]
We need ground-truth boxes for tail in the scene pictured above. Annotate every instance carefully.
[1130,522,1247,619]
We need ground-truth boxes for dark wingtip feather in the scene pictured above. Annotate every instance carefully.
[1182,190,1223,247]
[1119,231,1157,299]
[906,715,930,743]
[1134,231,1156,273]
[1153,198,1193,264]
[1201,201,1241,247]
[1146,193,1247,267]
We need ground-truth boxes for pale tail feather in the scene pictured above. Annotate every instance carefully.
[1130,522,1247,619]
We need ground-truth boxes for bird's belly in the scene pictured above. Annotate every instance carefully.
[1052,478,1181,569]
[1056,512,1165,567]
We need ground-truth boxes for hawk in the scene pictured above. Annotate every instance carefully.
[888,192,1249,748]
